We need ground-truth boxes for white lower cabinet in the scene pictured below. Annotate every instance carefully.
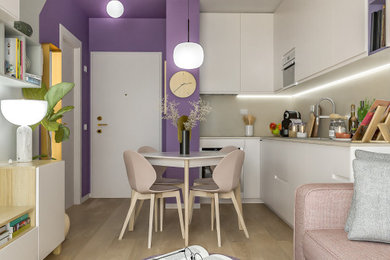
[260,139,390,227]
[200,137,261,201]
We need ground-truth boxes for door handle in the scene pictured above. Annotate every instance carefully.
[97,123,108,126]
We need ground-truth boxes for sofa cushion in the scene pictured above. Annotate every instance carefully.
[347,160,390,243]
[345,150,390,232]
[303,229,390,260]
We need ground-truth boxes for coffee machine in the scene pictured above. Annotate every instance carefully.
[281,110,301,137]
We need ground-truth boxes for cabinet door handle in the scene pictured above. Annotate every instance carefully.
[331,174,350,182]
[274,175,288,183]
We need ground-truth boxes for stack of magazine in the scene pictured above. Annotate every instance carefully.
[148,245,233,260]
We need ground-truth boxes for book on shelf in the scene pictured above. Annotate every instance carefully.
[4,37,24,80]
[370,6,386,52]
[9,213,29,227]
[0,236,9,247]
[25,72,42,86]
[0,230,10,241]
[148,245,232,260]
[10,223,30,239]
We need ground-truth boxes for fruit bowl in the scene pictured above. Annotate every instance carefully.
[269,122,281,136]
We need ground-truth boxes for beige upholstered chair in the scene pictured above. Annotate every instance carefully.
[119,150,184,248]
[136,146,184,232]
[193,146,244,231]
[193,145,238,185]
[189,150,249,247]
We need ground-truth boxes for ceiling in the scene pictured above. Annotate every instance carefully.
[200,0,282,13]
[76,0,282,19]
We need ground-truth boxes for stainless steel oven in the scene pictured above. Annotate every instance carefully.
[282,48,295,88]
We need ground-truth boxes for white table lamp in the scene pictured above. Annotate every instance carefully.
[1,99,48,162]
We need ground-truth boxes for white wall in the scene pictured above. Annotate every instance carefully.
[20,0,47,43]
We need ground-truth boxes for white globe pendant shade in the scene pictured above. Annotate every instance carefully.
[173,42,204,69]
[1,99,47,126]
[106,0,124,18]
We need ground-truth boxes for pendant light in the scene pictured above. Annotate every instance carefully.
[173,0,204,69]
[106,0,124,18]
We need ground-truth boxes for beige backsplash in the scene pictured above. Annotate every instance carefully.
[200,68,390,138]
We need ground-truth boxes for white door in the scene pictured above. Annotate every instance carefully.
[60,24,82,208]
[91,52,161,198]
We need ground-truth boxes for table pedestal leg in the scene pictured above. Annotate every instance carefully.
[184,160,189,246]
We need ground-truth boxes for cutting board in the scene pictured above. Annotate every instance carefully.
[306,112,315,137]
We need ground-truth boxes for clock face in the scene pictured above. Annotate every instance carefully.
[169,71,197,98]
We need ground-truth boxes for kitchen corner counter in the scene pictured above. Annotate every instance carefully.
[261,136,390,147]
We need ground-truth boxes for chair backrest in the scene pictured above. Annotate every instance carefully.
[212,149,245,193]
[123,150,157,193]
[137,146,166,181]
[210,146,239,172]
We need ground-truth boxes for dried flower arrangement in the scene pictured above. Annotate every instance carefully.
[162,97,212,142]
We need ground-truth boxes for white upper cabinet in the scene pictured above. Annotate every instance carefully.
[240,14,274,93]
[200,13,274,94]
[200,13,241,94]
[0,0,19,21]
[294,0,367,82]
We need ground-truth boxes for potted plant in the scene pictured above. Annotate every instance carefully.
[22,82,75,159]
[162,98,212,154]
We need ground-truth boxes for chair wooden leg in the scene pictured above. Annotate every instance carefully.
[148,194,155,248]
[230,191,249,238]
[128,190,136,231]
[160,198,164,232]
[154,197,158,232]
[129,199,144,231]
[211,197,215,231]
[119,192,138,240]
[175,192,185,239]
[234,184,243,230]
[189,191,195,224]
[214,193,221,247]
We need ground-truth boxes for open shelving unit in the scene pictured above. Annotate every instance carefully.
[0,165,36,250]
[0,21,42,88]
[368,0,390,55]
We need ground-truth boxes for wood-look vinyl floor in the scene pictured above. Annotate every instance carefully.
[45,199,293,260]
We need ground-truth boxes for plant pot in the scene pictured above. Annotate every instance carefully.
[180,130,190,155]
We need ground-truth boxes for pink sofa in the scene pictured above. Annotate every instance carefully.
[294,183,390,260]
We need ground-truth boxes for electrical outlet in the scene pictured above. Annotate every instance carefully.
[240,109,248,115]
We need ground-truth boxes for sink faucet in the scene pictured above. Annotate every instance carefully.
[317,97,336,119]
[312,97,336,137]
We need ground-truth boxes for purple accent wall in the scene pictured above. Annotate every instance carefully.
[40,0,91,196]
[165,0,200,188]
[89,18,165,56]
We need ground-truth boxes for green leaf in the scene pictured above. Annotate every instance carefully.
[22,83,47,100]
[41,117,60,131]
[49,106,74,121]
[44,82,75,112]
[54,125,70,143]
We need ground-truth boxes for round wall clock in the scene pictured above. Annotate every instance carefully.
[169,71,197,98]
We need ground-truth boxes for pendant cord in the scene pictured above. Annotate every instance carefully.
[187,0,190,42]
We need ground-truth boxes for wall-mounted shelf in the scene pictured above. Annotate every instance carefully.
[0,21,42,89]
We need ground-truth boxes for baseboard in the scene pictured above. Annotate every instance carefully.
[199,197,263,204]
[81,193,90,203]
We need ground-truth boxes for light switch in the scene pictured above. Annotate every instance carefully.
[84,66,88,73]
[83,124,88,131]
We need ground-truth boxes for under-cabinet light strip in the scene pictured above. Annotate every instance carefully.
[236,63,390,99]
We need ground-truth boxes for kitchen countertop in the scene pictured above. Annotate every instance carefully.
[261,136,390,147]
[201,136,390,147]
